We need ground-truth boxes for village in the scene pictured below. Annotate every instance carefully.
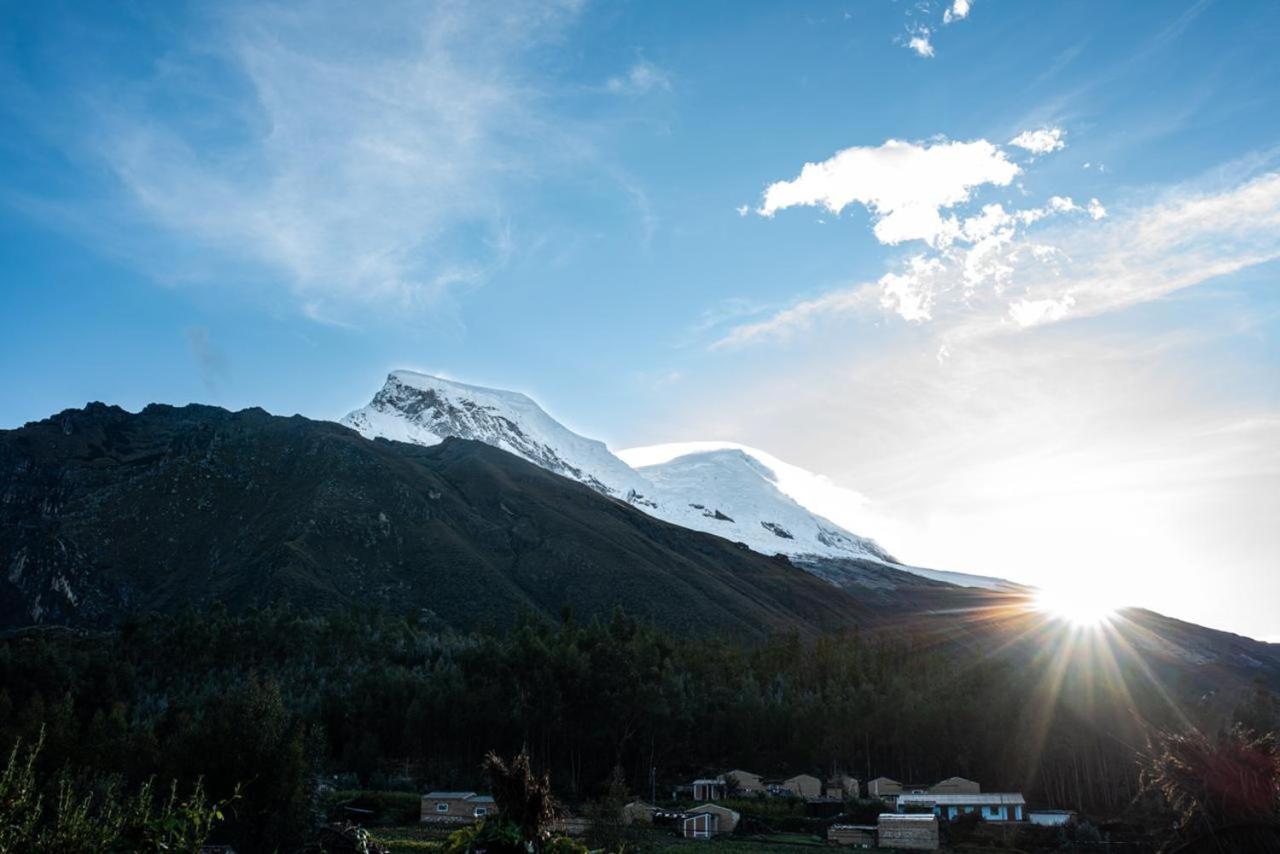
[410,769,1080,851]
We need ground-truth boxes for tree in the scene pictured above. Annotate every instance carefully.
[1141,725,1280,852]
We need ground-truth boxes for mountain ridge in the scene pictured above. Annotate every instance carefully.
[0,400,875,635]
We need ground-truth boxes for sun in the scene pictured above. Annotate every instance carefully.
[1033,587,1119,627]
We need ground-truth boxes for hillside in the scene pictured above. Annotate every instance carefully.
[0,402,874,635]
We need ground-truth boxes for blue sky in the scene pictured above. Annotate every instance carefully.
[2,0,1278,638]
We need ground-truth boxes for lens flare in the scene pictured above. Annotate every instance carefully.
[1033,587,1118,626]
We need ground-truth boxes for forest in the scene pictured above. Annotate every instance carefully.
[0,603,1275,852]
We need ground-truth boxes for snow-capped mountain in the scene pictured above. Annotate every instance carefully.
[626,447,895,562]
[342,371,651,500]
[342,371,1015,586]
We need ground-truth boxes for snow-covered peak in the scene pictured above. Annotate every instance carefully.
[341,371,650,498]
[627,446,895,563]
[340,370,1011,589]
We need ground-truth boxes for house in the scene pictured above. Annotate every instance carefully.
[929,776,980,795]
[1028,809,1076,827]
[723,769,764,794]
[877,813,939,851]
[825,774,859,798]
[690,777,726,801]
[681,803,740,839]
[782,773,821,798]
[828,824,877,847]
[868,777,903,803]
[420,791,498,823]
[896,792,1026,823]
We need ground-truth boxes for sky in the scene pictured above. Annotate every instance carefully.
[1,0,1278,640]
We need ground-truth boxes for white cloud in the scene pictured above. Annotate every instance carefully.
[74,0,614,321]
[757,138,1020,246]
[726,168,1280,344]
[906,30,936,58]
[1009,126,1067,154]
[605,61,671,96]
[943,0,972,24]
[736,204,749,217]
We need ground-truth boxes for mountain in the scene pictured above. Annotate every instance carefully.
[0,402,874,635]
[343,371,903,566]
[342,371,651,500]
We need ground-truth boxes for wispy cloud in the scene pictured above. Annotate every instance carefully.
[605,60,672,96]
[47,0,635,322]
[726,159,1280,348]
[1009,126,1066,155]
[943,0,972,25]
[906,29,935,58]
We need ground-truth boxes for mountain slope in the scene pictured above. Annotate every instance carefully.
[342,372,896,564]
[0,402,873,635]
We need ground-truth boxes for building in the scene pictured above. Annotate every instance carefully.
[896,792,1026,823]
[723,769,764,794]
[420,791,498,823]
[825,774,859,798]
[681,803,740,839]
[1028,809,1076,827]
[868,777,903,803]
[690,777,725,801]
[828,824,877,847]
[928,776,980,795]
[877,813,939,851]
[782,773,821,798]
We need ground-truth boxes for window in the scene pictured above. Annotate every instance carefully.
[436,802,449,813]
[474,807,487,817]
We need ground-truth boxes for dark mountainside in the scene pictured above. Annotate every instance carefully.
[0,402,874,636]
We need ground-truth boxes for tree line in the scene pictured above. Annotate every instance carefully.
[0,603,1273,851]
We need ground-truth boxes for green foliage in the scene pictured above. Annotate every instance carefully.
[1140,724,1279,839]
[0,730,233,853]
[0,603,1246,852]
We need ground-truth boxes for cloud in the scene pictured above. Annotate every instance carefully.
[605,61,671,95]
[735,204,749,217]
[54,1,616,321]
[1009,127,1067,154]
[906,29,936,58]
[725,169,1280,345]
[943,0,972,25]
[757,138,1020,246]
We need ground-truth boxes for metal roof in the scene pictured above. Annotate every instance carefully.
[423,791,478,800]
[879,813,938,823]
[897,792,1026,806]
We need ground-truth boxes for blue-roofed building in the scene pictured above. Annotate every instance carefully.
[896,792,1026,823]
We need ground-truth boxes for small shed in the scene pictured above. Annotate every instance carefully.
[825,774,859,798]
[691,777,726,801]
[929,776,980,795]
[828,823,877,847]
[805,796,844,818]
[877,813,939,851]
[724,769,764,794]
[783,773,822,798]
[1028,809,1076,827]
[681,803,739,839]
[868,777,903,803]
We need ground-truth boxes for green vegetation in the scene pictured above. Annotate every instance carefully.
[0,605,1275,851]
